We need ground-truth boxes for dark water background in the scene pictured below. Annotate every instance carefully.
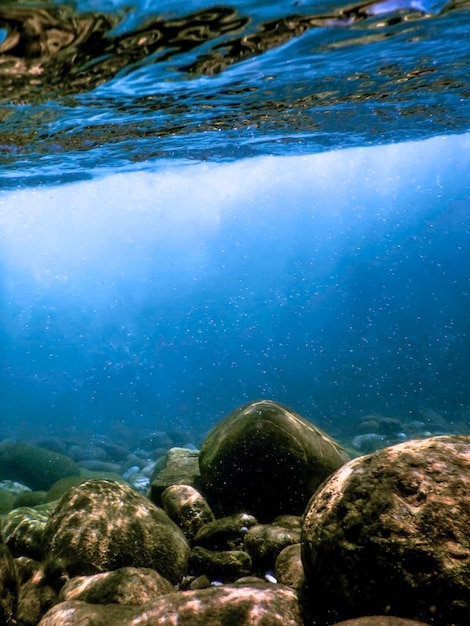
[0,0,469,444]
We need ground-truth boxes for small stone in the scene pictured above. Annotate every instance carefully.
[193,512,258,551]
[161,484,215,542]
[38,581,304,626]
[244,524,301,571]
[149,447,201,506]
[188,546,252,583]
[275,543,304,592]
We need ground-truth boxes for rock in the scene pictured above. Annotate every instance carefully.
[15,557,58,626]
[0,442,80,491]
[193,512,258,551]
[356,414,403,436]
[244,524,301,572]
[46,476,89,502]
[38,581,303,626]
[3,504,54,561]
[199,399,349,521]
[76,460,122,473]
[188,546,252,582]
[0,530,18,626]
[275,543,305,591]
[149,447,201,506]
[161,484,215,542]
[67,444,107,463]
[42,479,189,584]
[301,435,470,625]
[0,487,15,514]
[351,432,385,453]
[60,567,174,604]
[38,600,136,625]
[14,490,48,508]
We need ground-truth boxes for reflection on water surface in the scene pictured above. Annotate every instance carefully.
[0,0,468,183]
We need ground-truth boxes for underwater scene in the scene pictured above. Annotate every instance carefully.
[0,0,469,625]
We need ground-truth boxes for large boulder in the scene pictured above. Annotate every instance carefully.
[301,435,470,625]
[42,479,189,584]
[38,581,303,626]
[199,400,348,521]
[0,442,79,491]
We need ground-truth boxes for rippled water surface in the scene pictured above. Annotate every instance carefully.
[1,0,469,184]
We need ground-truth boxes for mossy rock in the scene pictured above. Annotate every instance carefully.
[199,399,349,521]
[0,442,79,491]
[3,503,56,561]
[43,479,189,584]
[0,488,15,515]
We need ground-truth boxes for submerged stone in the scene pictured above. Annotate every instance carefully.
[59,567,175,605]
[15,557,58,626]
[199,399,349,521]
[149,447,201,506]
[161,484,215,543]
[301,435,470,625]
[38,581,303,626]
[42,479,189,584]
[3,504,54,561]
[0,529,18,626]
[0,442,79,491]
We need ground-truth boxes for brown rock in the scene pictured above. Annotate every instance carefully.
[199,399,348,521]
[60,567,174,604]
[275,543,305,591]
[15,557,58,626]
[38,582,303,625]
[161,484,215,543]
[38,600,136,625]
[244,524,301,571]
[188,546,252,582]
[301,435,470,625]
[194,512,258,551]
[42,479,189,584]
[0,533,18,626]
[149,447,201,506]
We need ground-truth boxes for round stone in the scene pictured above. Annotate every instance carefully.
[199,400,348,521]
[42,479,189,584]
[301,435,470,625]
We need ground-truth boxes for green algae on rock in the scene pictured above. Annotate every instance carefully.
[42,479,189,585]
[301,435,470,626]
[199,399,349,521]
[3,504,55,561]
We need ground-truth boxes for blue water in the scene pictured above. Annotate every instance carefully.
[0,0,469,444]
